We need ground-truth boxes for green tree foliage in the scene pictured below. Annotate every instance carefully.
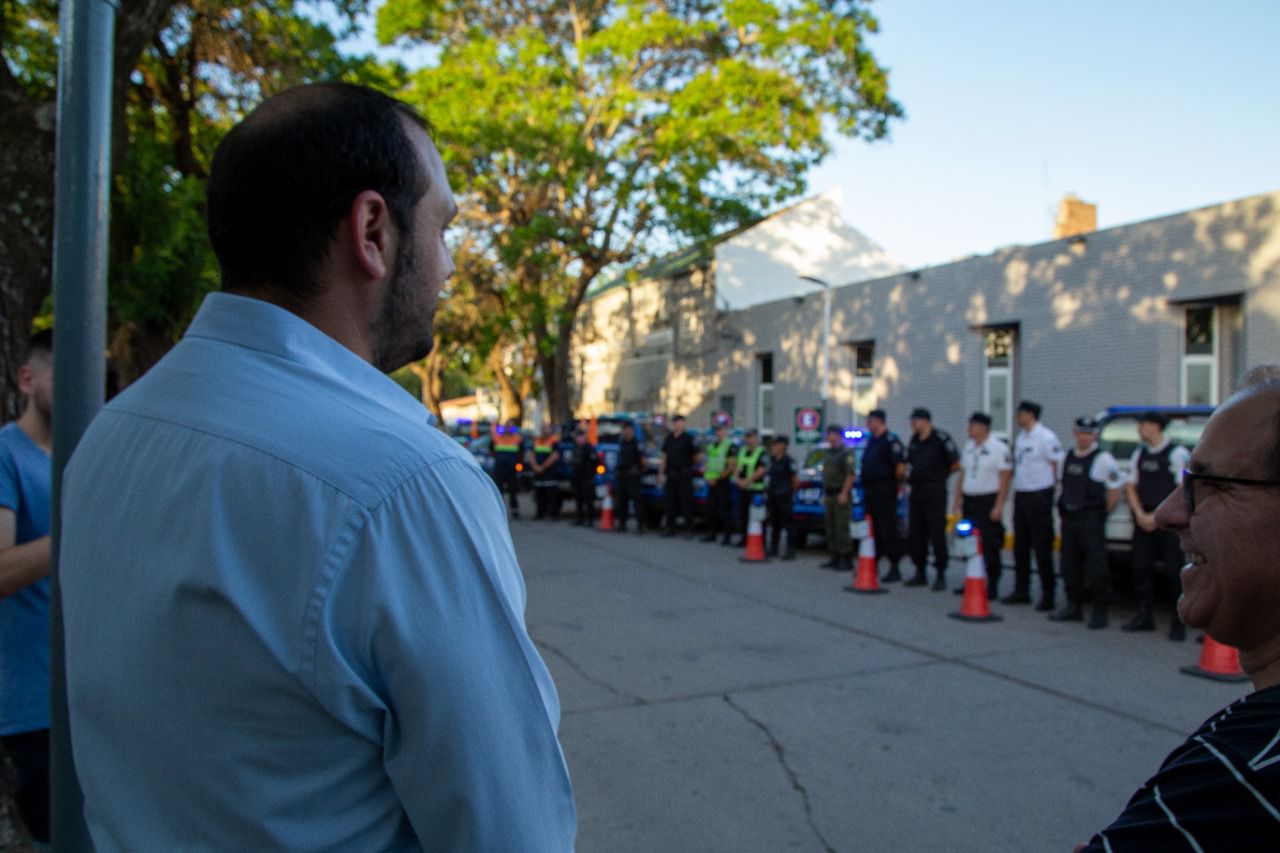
[377,0,903,421]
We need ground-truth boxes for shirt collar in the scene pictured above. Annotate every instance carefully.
[1145,439,1170,453]
[184,292,436,428]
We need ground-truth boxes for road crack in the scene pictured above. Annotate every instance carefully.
[723,693,838,853]
[534,638,647,706]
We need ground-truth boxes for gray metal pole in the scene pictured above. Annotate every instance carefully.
[50,0,118,848]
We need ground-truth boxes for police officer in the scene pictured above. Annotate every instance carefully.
[950,412,1012,598]
[614,421,646,534]
[732,428,768,546]
[491,418,524,519]
[659,415,698,537]
[1122,411,1190,639]
[1051,416,1124,628]
[1006,400,1065,609]
[905,408,960,590]
[700,422,737,544]
[820,424,856,571]
[861,409,907,582]
[570,428,598,527]
[529,423,563,520]
[765,435,799,560]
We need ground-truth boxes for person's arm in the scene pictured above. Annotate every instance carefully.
[993,469,1012,521]
[839,453,855,504]
[0,508,51,598]
[316,459,577,850]
[749,458,767,485]
[1102,454,1124,514]
[951,466,966,516]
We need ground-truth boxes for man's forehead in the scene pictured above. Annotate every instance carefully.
[1192,386,1280,473]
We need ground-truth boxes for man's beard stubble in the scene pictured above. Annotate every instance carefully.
[371,237,436,373]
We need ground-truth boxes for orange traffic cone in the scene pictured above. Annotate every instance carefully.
[846,516,887,594]
[740,495,768,562]
[1181,635,1249,683]
[949,522,1002,622]
[597,482,615,531]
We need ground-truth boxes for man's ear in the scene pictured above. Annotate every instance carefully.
[346,190,394,281]
[16,364,33,396]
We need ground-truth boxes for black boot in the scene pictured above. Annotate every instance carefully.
[903,568,928,587]
[841,553,855,572]
[1121,607,1155,632]
[819,553,840,569]
[881,564,901,583]
[1168,616,1187,641]
[1050,603,1084,622]
[1087,606,1109,630]
[1034,596,1055,612]
[781,546,796,561]
[931,571,947,591]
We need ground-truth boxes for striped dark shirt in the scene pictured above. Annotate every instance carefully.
[1085,684,1280,852]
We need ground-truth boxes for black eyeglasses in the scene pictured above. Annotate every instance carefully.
[1182,470,1280,514]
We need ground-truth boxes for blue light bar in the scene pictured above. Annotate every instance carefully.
[954,519,974,536]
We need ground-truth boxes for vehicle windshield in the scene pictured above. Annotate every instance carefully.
[1099,415,1209,462]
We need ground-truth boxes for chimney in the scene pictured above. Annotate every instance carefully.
[1054,194,1096,240]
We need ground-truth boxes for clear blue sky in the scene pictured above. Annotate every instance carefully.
[806,0,1280,268]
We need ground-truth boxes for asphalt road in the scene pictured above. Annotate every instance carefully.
[511,503,1249,853]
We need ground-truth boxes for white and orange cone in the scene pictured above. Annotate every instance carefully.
[846,516,887,594]
[1181,635,1249,683]
[597,482,615,531]
[949,521,1001,622]
[740,495,768,562]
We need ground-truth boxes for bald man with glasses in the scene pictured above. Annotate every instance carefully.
[1079,378,1280,851]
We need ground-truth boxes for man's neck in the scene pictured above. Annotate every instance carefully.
[1145,437,1168,452]
[16,407,51,454]
[1243,636,1280,692]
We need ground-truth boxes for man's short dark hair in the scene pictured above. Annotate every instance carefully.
[25,329,53,364]
[206,83,431,306]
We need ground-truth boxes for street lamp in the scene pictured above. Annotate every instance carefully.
[799,275,834,421]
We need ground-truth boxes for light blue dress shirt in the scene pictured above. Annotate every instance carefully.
[59,293,576,851]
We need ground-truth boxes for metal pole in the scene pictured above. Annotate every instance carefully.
[50,0,117,848]
[821,286,832,422]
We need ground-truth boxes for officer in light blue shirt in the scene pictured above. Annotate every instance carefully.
[59,83,576,851]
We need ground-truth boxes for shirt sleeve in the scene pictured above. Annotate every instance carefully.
[0,443,17,513]
[312,457,576,851]
[942,431,960,464]
[890,437,905,464]
[1127,448,1143,486]
[996,440,1013,472]
[1044,430,1066,464]
[1094,452,1125,489]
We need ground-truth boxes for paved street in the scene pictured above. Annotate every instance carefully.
[512,505,1248,853]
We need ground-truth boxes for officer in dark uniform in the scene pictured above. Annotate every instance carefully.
[765,435,798,560]
[529,423,563,520]
[1051,416,1123,628]
[1122,411,1190,639]
[861,409,907,582]
[905,408,960,590]
[732,428,768,546]
[659,414,698,537]
[491,418,524,518]
[570,428,598,527]
[820,424,856,571]
[613,421,646,534]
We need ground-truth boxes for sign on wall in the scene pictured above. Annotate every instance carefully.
[711,410,733,429]
[794,406,824,445]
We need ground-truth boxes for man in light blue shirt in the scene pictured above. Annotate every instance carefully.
[59,83,576,850]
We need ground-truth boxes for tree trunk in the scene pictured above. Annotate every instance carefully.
[539,332,574,425]
[489,347,523,424]
[408,350,445,423]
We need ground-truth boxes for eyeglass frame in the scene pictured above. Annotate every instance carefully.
[1181,469,1280,514]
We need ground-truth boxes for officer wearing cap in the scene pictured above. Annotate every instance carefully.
[570,427,598,526]
[904,408,960,590]
[613,421,646,534]
[1122,411,1190,639]
[1051,416,1124,628]
[951,412,1012,598]
[820,424,856,570]
[861,409,907,582]
[1006,400,1065,609]
[732,428,768,546]
[659,415,698,537]
[700,422,737,544]
[764,435,798,560]
[491,418,525,519]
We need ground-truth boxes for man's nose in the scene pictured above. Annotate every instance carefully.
[1153,482,1189,530]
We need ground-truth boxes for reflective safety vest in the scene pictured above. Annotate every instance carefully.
[704,439,733,478]
[736,446,766,491]
[533,436,557,460]
[494,431,522,456]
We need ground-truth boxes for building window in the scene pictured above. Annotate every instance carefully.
[718,395,735,416]
[852,342,875,425]
[1182,306,1218,406]
[983,327,1016,440]
[757,353,774,436]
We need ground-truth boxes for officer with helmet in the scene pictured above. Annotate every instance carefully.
[1122,411,1190,639]
[1051,416,1124,628]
